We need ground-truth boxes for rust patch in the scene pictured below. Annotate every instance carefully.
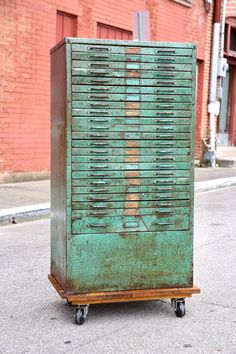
[125,201,139,208]
[126,141,140,148]
[126,102,140,109]
[125,171,140,177]
[127,179,141,185]
[125,156,139,163]
[127,71,140,77]
[126,110,140,116]
[125,47,141,54]
[125,148,140,155]
[127,194,140,201]
[125,209,139,216]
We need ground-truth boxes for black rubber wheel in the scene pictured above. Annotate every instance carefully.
[175,301,186,318]
[75,308,85,325]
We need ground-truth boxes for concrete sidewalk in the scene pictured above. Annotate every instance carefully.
[0,167,236,224]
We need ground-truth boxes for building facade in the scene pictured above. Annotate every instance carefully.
[0,0,213,180]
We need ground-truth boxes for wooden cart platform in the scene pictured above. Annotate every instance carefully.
[48,274,200,305]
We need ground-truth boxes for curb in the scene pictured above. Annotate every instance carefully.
[1,177,236,225]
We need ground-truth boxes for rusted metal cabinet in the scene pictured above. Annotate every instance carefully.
[49,38,200,324]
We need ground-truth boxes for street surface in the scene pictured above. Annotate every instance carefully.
[0,187,236,354]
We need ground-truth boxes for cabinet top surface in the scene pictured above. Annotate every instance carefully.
[50,37,197,54]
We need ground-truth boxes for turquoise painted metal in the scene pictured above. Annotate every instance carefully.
[50,39,198,321]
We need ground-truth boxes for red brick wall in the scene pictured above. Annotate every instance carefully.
[0,0,211,174]
[226,0,236,17]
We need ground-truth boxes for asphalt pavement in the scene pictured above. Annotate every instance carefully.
[0,186,235,353]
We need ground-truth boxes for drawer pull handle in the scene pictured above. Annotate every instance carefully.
[156,89,175,93]
[90,134,108,138]
[156,142,174,147]
[156,126,173,131]
[89,119,108,123]
[89,174,109,177]
[156,98,174,102]
[90,103,109,107]
[156,164,174,168]
[90,96,109,99]
[90,188,108,192]
[89,126,109,130]
[91,63,110,68]
[90,212,108,216]
[155,157,174,161]
[90,150,108,154]
[90,158,109,162]
[154,222,172,226]
[158,203,173,206]
[89,46,109,51]
[90,181,109,185]
[89,55,109,59]
[89,70,107,75]
[156,58,175,62]
[91,205,107,209]
[155,171,174,176]
[156,194,173,197]
[156,134,174,139]
[156,112,173,116]
[155,179,173,184]
[90,165,108,169]
[156,104,174,108]
[156,120,174,124]
[89,111,109,115]
[90,197,110,201]
[157,66,176,69]
[90,87,109,91]
[89,224,108,227]
[156,208,174,214]
[90,79,109,84]
[156,81,175,85]
[155,187,173,191]
[156,50,176,54]
[89,142,109,146]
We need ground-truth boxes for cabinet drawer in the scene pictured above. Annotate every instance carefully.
[72,117,191,126]
[72,44,193,56]
[72,85,192,95]
[72,191,190,202]
[72,93,192,103]
[72,177,191,187]
[72,169,191,179]
[72,213,190,234]
[71,161,191,171]
[72,108,191,117]
[71,131,191,140]
[71,155,190,164]
[72,139,190,149]
[72,76,192,87]
[72,101,192,110]
[72,199,190,210]
[72,52,193,63]
[72,147,191,156]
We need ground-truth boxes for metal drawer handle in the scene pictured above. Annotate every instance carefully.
[89,165,108,169]
[156,112,173,116]
[156,104,174,108]
[156,89,175,93]
[157,66,176,69]
[155,187,173,191]
[89,212,108,216]
[156,134,174,139]
[155,180,173,184]
[89,70,108,75]
[90,96,109,99]
[156,58,175,62]
[156,142,174,147]
[89,55,109,59]
[89,142,109,146]
[89,224,108,227]
[90,157,109,162]
[90,188,108,192]
[156,50,176,54]
[89,111,109,115]
[90,181,109,185]
[156,126,173,131]
[89,126,109,130]
[156,98,175,102]
[89,119,109,123]
[156,150,174,154]
[90,79,109,84]
[156,164,174,168]
[90,87,109,91]
[90,150,108,154]
[156,208,174,213]
[154,222,172,226]
[89,173,109,177]
[156,193,173,197]
[90,134,108,138]
[91,205,107,209]
[156,120,174,124]
[155,171,174,176]
[155,157,174,161]
[90,197,110,201]
[90,103,109,107]
[89,46,109,51]
[91,63,110,67]
[158,203,173,206]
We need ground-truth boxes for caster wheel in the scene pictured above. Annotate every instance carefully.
[175,301,186,318]
[75,308,85,325]
[67,299,72,306]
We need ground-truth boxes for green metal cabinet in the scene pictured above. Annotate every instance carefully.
[49,38,200,324]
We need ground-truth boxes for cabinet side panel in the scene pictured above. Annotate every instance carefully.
[51,44,67,287]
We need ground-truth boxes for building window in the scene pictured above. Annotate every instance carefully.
[56,11,77,43]
[224,18,236,57]
[97,23,132,40]
[171,0,192,7]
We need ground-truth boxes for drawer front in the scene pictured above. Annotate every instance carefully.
[72,52,193,63]
[72,108,191,117]
[72,76,192,87]
[72,117,191,126]
[71,155,190,164]
[71,132,191,140]
[72,44,193,56]
[72,213,189,234]
[72,139,190,148]
[72,169,191,179]
[72,147,190,156]
[72,177,191,187]
[71,101,192,110]
[72,85,192,95]
[72,93,192,103]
